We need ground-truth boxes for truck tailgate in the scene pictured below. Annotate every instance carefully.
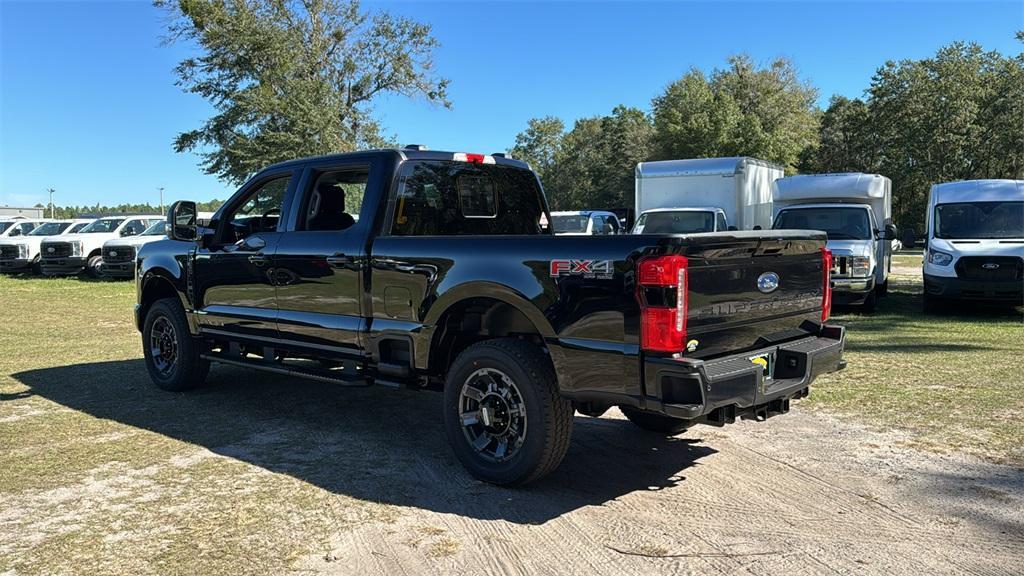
[681,231,827,357]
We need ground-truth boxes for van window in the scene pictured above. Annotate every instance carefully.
[634,211,715,234]
[390,161,546,236]
[934,202,1023,240]
[715,212,727,231]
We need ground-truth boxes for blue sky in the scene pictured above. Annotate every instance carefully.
[1,1,1020,207]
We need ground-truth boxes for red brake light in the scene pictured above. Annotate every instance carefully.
[637,255,688,353]
[464,153,485,164]
[821,248,833,322]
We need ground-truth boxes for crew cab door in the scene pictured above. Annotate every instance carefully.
[193,171,294,339]
[272,156,385,355]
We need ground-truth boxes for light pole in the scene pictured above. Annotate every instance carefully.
[47,188,55,219]
[158,187,165,214]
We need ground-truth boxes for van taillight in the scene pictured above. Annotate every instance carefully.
[637,255,688,352]
[821,248,833,322]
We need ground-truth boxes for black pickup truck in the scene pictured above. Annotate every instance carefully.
[136,147,846,485]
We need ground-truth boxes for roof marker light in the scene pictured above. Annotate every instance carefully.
[453,152,496,164]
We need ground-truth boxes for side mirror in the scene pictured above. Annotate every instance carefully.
[753,225,762,231]
[728,225,738,231]
[9,228,21,237]
[168,200,198,241]
[121,226,138,237]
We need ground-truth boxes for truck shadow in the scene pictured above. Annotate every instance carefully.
[12,360,716,524]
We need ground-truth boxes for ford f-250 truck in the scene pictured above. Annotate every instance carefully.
[136,147,846,485]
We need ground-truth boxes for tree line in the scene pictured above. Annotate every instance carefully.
[511,37,1023,233]
[38,200,224,220]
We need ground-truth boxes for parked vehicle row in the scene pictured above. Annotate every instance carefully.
[0,215,163,277]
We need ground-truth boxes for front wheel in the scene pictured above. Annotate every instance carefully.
[85,254,104,278]
[443,338,573,486]
[142,298,210,391]
[31,255,42,275]
[620,405,692,435]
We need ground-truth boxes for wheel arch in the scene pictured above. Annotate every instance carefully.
[422,282,557,376]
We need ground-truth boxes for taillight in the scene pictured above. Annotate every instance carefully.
[821,248,833,322]
[637,255,688,353]
[453,152,495,164]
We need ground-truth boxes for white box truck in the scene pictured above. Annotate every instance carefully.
[772,173,896,311]
[922,179,1023,311]
[633,157,783,233]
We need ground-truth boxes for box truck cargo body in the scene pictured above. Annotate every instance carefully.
[634,157,783,232]
[772,173,895,310]
[923,179,1023,310]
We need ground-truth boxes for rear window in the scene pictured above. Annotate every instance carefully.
[389,161,547,236]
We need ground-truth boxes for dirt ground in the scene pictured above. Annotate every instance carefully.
[5,361,1022,575]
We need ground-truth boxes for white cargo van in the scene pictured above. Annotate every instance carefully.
[634,157,783,232]
[772,173,896,311]
[923,179,1023,310]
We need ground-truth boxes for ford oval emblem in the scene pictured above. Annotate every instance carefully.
[47,246,55,253]
[981,262,1000,270]
[109,251,118,257]
[757,271,780,293]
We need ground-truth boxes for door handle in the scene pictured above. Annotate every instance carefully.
[248,253,267,265]
[326,255,352,268]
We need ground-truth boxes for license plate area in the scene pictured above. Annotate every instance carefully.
[749,352,775,379]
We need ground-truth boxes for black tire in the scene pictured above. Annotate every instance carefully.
[31,256,42,275]
[443,338,573,486]
[861,290,877,312]
[877,280,888,298]
[85,254,104,278]
[142,298,210,391]
[922,292,941,314]
[619,405,692,435]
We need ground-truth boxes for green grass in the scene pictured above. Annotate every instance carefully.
[0,274,395,575]
[809,271,1024,465]
[1,270,1021,573]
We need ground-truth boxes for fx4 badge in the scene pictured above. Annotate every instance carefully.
[550,259,614,279]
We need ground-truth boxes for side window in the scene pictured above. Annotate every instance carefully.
[390,161,545,236]
[301,168,368,231]
[121,219,146,236]
[716,212,727,231]
[221,175,290,243]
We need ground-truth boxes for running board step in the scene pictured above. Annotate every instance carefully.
[200,354,372,387]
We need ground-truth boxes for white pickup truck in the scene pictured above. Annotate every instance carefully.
[0,219,93,273]
[100,221,173,278]
[40,215,162,277]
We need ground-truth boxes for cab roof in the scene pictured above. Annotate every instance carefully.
[930,179,1023,204]
[261,147,532,173]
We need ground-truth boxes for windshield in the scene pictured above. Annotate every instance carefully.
[29,222,71,236]
[142,221,166,235]
[633,211,715,234]
[774,207,871,240]
[551,215,590,233]
[934,202,1023,240]
[67,222,90,233]
[80,218,125,233]
[0,222,13,234]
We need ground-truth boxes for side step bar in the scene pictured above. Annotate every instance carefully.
[200,354,372,387]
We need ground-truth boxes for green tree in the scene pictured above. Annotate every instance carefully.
[806,38,1024,231]
[652,55,819,173]
[797,96,876,173]
[158,0,450,184]
[508,116,564,186]
[545,105,654,210]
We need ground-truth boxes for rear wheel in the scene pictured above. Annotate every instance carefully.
[143,298,209,391]
[443,338,573,486]
[620,405,692,435]
[85,254,104,278]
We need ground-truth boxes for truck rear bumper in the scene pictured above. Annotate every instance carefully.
[640,325,845,423]
[40,257,88,275]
